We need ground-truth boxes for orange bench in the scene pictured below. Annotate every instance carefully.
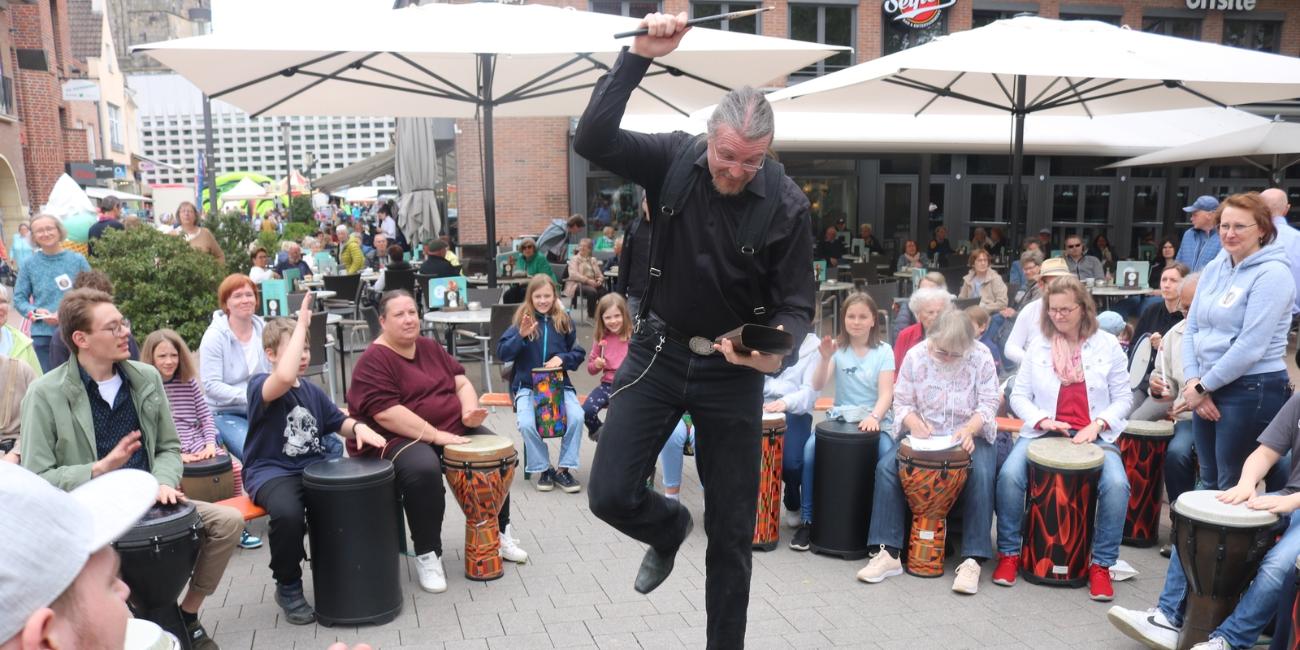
[997,416,1024,433]
[216,494,267,521]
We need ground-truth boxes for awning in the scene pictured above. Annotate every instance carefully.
[85,187,153,202]
[314,148,395,193]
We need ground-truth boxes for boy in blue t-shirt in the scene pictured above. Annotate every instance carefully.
[242,293,385,626]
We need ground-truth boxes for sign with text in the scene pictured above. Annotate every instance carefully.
[62,79,100,102]
[882,0,957,28]
[93,159,115,179]
[1185,0,1256,9]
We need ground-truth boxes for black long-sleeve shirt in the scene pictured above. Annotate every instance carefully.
[573,50,815,345]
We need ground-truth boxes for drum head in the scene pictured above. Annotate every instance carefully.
[531,367,564,375]
[124,618,180,650]
[1125,420,1174,439]
[1173,490,1279,528]
[182,454,233,476]
[898,437,970,465]
[303,457,394,484]
[445,434,516,463]
[1128,334,1152,391]
[116,502,199,545]
[1026,437,1104,471]
[761,413,786,432]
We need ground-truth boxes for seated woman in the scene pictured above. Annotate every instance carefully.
[347,290,529,594]
[995,276,1131,602]
[896,239,929,273]
[498,275,586,492]
[857,309,999,594]
[894,286,952,372]
[892,271,945,338]
[564,238,607,319]
[199,274,272,461]
[957,249,1008,364]
[1128,262,1189,420]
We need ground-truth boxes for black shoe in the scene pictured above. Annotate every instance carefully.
[1159,543,1172,558]
[275,582,316,625]
[186,619,219,650]
[554,469,582,494]
[537,468,554,492]
[790,524,812,551]
[635,511,694,594]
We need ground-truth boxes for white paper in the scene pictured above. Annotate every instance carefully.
[906,435,958,452]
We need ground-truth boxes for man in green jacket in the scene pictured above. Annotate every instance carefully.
[20,288,241,650]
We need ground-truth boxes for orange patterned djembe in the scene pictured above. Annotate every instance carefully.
[897,437,971,577]
[443,435,518,581]
[753,413,786,551]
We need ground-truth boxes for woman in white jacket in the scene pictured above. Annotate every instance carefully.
[993,275,1132,602]
[765,333,821,529]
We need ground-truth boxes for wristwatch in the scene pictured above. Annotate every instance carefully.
[1092,418,1107,431]
[1194,382,1208,395]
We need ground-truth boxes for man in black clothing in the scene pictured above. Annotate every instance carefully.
[573,13,815,648]
[419,239,460,278]
[814,226,847,267]
[88,196,125,256]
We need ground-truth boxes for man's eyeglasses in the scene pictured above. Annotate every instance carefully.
[712,148,766,172]
[100,319,132,336]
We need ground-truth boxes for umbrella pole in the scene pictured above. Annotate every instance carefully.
[481,53,499,290]
[1007,75,1027,249]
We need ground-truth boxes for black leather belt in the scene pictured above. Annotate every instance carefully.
[644,313,716,356]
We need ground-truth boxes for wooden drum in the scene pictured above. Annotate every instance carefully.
[1021,437,1104,587]
[1118,420,1175,547]
[897,437,971,577]
[444,434,519,581]
[753,413,785,551]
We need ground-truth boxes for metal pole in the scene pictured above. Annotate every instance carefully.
[202,95,218,218]
[1007,74,1027,249]
[281,121,293,218]
[481,52,498,289]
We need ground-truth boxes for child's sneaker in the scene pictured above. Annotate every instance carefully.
[554,469,582,493]
[536,468,554,492]
[239,529,263,549]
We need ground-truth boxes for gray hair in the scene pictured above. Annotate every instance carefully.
[926,308,975,356]
[707,86,775,142]
[1020,249,1044,267]
[1179,272,1200,293]
[908,286,952,315]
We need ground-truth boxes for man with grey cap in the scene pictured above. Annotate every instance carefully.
[1176,195,1222,272]
[0,462,157,650]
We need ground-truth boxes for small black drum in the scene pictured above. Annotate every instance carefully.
[113,501,203,650]
[180,455,234,503]
[303,457,403,626]
[810,420,880,560]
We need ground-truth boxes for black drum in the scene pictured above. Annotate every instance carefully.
[180,454,234,503]
[303,457,403,627]
[113,502,203,650]
[810,420,879,560]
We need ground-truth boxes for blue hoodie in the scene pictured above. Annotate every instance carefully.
[198,309,271,412]
[1183,243,1294,391]
[497,311,586,394]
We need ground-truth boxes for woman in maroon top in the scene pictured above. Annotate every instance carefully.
[346,290,529,594]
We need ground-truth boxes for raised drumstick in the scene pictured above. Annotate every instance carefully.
[613,7,772,39]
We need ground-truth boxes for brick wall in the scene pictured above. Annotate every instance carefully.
[454,116,572,245]
[14,2,66,207]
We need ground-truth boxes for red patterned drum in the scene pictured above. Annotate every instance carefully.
[443,435,518,581]
[897,437,971,577]
[753,413,785,551]
[1021,437,1103,587]
[531,367,567,439]
[1118,420,1175,547]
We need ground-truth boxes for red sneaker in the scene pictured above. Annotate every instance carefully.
[1089,563,1114,601]
[992,553,1019,587]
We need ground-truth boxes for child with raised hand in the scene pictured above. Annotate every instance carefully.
[497,275,587,493]
[241,293,386,626]
[793,293,895,551]
[582,293,632,442]
[141,328,264,550]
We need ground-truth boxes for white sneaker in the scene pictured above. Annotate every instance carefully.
[951,558,980,595]
[783,509,802,529]
[415,551,447,593]
[1191,639,1229,650]
[1106,606,1179,650]
[499,524,529,564]
[855,546,903,584]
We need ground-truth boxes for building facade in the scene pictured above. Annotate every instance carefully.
[0,2,31,239]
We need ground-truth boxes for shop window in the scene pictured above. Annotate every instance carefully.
[1223,19,1281,53]
[790,4,854,77]
[691,1,760,33]
[1142,16,1200,40]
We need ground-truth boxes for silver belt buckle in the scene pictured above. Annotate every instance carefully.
[688,336,715,356]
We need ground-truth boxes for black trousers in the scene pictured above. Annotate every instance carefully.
[384,428,511,557]
[257,475,312,585]
[588,322,764,649]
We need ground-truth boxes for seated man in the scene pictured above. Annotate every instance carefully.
[1109,390,1300,650]
[20,288,243,650]
[0,462,157,650]
[273,242,313,280]
[418,239,461,278]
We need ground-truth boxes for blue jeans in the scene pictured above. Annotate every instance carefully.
[867,436,997,560]
[802,432,895,524]
[657,419,692,489]
[981,314,1005,366]
[213,411,250,462]
[995,436,1130,567]
[1158,503,1300,649]
[781,413,814,513]
[514,387,583,473]
[31,335,52,373]
[321,433,344,459]
[1165,419,1200,509]
[1193,371,1291,491]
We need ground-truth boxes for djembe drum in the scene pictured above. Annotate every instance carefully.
[1172,490,1278,650]
[897,437,971,577]
[113,502,204,650]
[753,413,786,551]
[1118,420,1175,547]
[531,367,567,439]
[443,434,518,580]
[1021,437,1103,587]
[179,454,234,503]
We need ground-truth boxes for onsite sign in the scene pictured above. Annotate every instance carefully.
[883,0,957,28]
[1185,0,1256,9]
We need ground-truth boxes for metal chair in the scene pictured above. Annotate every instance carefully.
[384,268,417,296]
[302,312,336,400]
[321,274,363,319]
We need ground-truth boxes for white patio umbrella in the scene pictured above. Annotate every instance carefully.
[396,118,442,245]
[133,1,843,285]
[765,15,1300,242]
[220,177,271,202]
[1104,117,1300,185]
